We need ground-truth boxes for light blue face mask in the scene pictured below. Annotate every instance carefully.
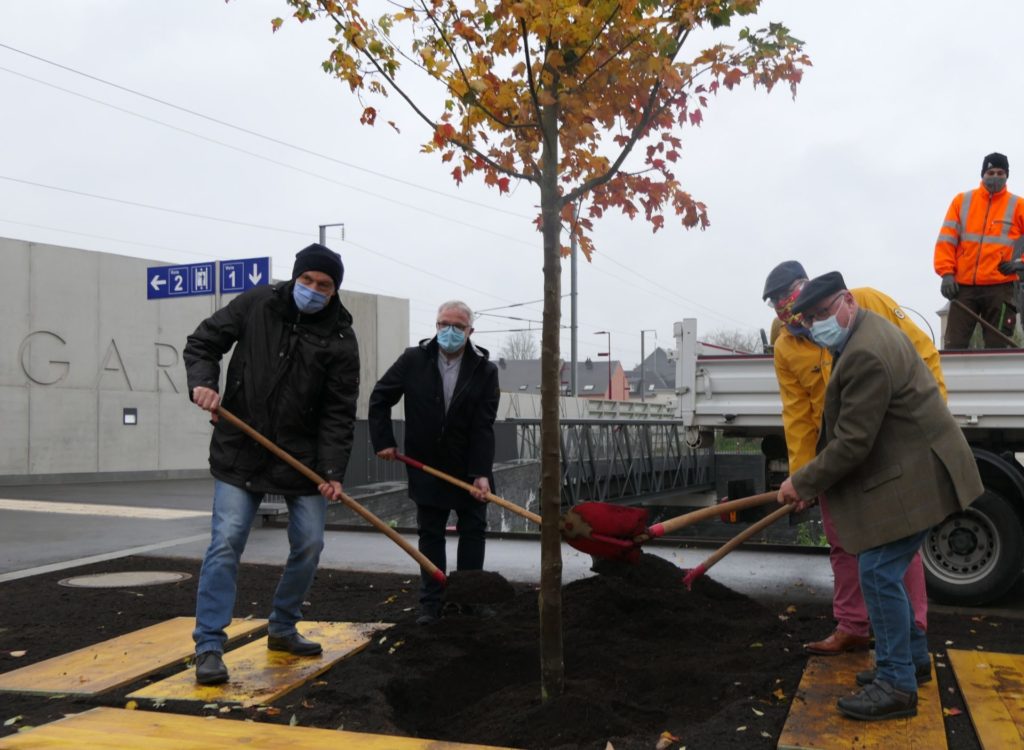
[810,314,847,349]
[293,282,329,314]
[437,325,467,353]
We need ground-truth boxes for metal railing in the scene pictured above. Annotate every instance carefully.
[509,418,714,505]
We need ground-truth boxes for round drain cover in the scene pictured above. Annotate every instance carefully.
[58,571,192,588]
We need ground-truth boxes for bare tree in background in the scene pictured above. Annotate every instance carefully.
[499,330,539,360]
[704,329,761,354]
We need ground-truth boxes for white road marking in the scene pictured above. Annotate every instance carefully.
[0,498,210,520]
[0,533,212,583]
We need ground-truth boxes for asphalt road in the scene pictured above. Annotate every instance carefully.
[1,478,1022,618]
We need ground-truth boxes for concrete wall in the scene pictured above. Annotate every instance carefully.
[0,238,408,480]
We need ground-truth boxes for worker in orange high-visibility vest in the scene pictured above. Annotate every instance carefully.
[935,152,1024,348]
[763,261,945,657]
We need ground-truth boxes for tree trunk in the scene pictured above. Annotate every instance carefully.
[537,100,564,700]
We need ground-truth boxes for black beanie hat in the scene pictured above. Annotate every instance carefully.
[982,152,1009,176]
[292,243,343,289]
[792,271,848,315]
[762,260,808,301]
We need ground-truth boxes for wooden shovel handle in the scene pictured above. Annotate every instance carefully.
[683,504,794,588]
[216,407,445,584]
[641,491,778,542]
[394,453,542,525]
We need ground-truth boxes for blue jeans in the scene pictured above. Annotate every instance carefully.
[416,502,487,609]
[193,480,327,655]
[858,530,930,693]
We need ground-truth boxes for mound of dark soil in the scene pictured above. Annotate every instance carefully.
[0,553,1019,749]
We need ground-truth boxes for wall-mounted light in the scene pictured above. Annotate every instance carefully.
[123,408,138,426]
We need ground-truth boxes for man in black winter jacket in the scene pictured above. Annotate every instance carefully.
[184,243,359,684]
[369,300,500,625]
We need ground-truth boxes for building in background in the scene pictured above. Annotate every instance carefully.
[0,237,408,483]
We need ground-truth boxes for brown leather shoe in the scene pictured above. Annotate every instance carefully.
[805,630,871,655]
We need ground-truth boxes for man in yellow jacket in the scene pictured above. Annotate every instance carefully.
[763,261,946,655]
[935,152,1024,348]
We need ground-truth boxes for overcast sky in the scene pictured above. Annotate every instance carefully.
[3,1,1023,367]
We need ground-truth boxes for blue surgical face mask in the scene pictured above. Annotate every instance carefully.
[437,325,467,353]
[293,282,328,314]
[810,314,847,349]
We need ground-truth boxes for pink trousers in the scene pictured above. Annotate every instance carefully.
[819,496,928,636]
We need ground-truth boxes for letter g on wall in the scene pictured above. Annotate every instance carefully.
[19,330,70,385]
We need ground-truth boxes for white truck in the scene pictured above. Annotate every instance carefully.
[673,318,1024,607]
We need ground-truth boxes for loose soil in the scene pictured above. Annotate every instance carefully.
[1,553,1020,749]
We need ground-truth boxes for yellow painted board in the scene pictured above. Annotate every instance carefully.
[127,621,391,706]
[0,706,521,749]
[948,648,1024,749]
[0,617,266,696]
[778,651,946,750]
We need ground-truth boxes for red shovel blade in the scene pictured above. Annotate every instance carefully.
[571,502,650,538]
[561,502,649,563]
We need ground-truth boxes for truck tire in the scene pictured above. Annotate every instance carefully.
[922,490,1024,606]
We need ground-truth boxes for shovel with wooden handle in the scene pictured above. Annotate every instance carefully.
[216,407,446,585]
[682,504,794,589]
[633,491,779,544]
[392,453,636,552]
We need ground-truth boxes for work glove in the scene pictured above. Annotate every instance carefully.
[998,259,1024,275]
[940,274,959,300]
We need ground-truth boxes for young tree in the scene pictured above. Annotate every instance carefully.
[272,0,808,698]
[500,329,539,359]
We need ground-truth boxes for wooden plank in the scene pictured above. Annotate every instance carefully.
[0,617,266,696]
[127,621,390,706]
[948,648,1024,749]
[778,651,946,750]
[0,707,520,749]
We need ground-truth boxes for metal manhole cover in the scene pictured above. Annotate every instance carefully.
[58,571,192,588]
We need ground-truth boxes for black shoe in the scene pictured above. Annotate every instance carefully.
[267,632,322,656]
[856,661,932,687]
[195,651,229,685]
[837,679,917,721]
[415,604,441,626]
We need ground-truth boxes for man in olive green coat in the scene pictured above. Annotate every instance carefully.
[778,272,983,722]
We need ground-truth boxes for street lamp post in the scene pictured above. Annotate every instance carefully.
[594,330,611,399]
[640,329,657,403]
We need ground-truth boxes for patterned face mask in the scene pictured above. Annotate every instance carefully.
[773,282,809,332]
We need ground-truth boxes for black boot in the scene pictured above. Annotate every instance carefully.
[195,651,228,685]
[267,632,322,656]
[416,603,442,626]
[856,661,932,687]
[837,679,917,721]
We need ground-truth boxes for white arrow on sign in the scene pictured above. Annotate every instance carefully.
[150,275,166,291]
[248,264,263,285]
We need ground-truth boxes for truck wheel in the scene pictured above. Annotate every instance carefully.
[922,490,1024,606]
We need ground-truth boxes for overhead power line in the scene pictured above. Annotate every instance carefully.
[0,41,528,220]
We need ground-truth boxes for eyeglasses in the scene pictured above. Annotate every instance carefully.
[436,321,469,332]
[804,293,845,322]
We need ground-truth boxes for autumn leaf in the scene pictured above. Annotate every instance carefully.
[452,166,463,185]
[3,716,22,727]
[360,107,377,126]
[271,17,284,32]
[124,701,138,711]
[497,177,511,193]
[943,707,963,717]
[655,730,680,749]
